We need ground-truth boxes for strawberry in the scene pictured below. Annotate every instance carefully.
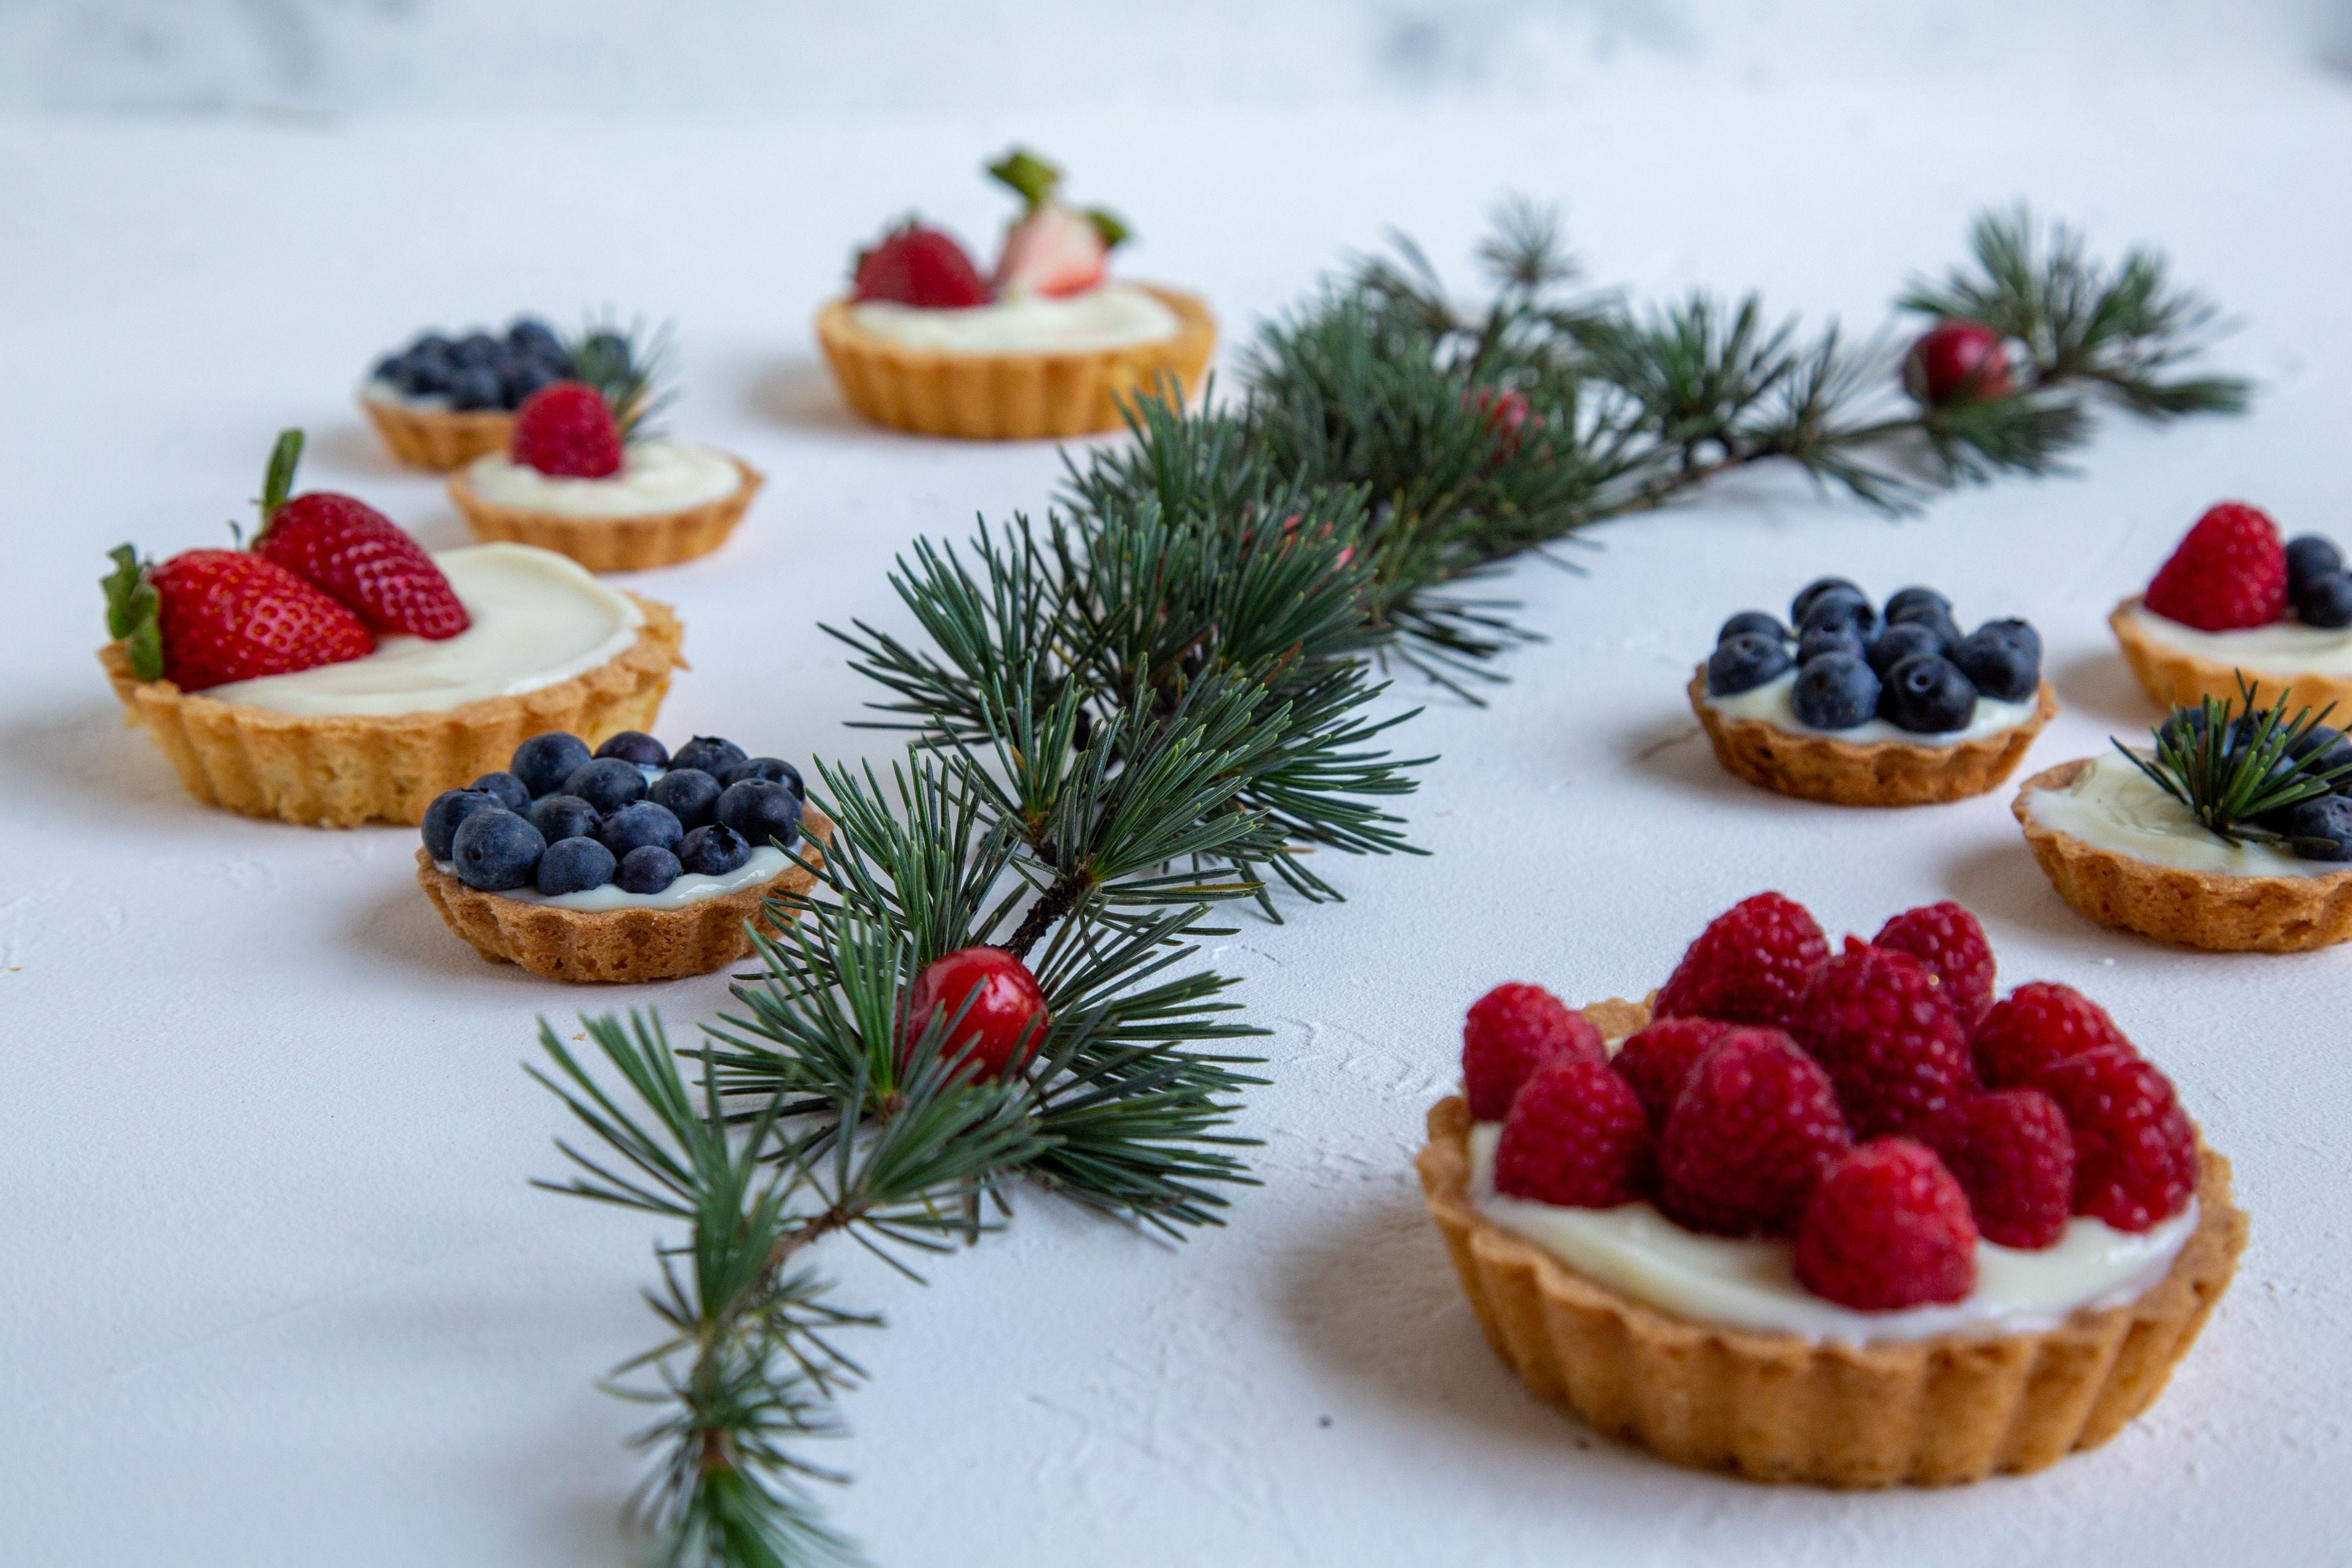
[1461,982,1605,1121]
[510,381,623,479]
[105,545,372,691]
[1790,937,1976,1139]
[1654,892,1829,1030]
[248,430,467,640]
[1656,1027,1851,1237]
[1493,1056,1652,1208]
[2143,502,2288,632]
[1871,902,1996,1024]
[986,147,1129,299]
[852,220,992,309]
[1902,320,2014,405]
[1793,1139,1978,1310]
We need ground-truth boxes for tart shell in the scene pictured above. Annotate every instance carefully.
[2109,597,2352,716]
[813,283,1217,441]
[98,595,684,828]
[1687,669,2057,807]
[359,394,514,473]
[414,807,830,983]
[448,457,763,573]
[1417,998,2247,1489]
[2014,757,2352,952]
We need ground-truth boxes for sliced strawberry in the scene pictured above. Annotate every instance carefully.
[249,431,467,640]
[986,147,1129,299]
[852,222,991,309]
[112,546,373,690]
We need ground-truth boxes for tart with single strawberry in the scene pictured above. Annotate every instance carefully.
[1418,893,2244,1487]
[100,431,684,826]
[815,148,1216,440]
[2015,684,2352,951]
[447,329,761,572]
[360,315,585,471]
[1692,578,2056,805]
[2112,502,2352,714]
[416,729,829,982]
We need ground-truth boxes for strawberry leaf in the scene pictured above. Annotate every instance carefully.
[102,544,164,681]
[1085,206,1132,249]
[985,147,1061,212]
[256,428,303,535]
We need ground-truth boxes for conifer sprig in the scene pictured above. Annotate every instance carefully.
[2118,679,2352,846]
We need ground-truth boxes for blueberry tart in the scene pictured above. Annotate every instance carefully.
[360,315,585,472]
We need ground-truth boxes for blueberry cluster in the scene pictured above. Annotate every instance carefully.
[2286,535,2352,629]
[2159,707,2352,860]
[1707,578,2043,735]
[370,317,576,414]
[423,730,807,898]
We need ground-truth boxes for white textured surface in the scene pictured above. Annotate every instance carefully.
[5,72,2352,1567]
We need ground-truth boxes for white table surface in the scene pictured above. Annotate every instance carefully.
[5,72,2351,1565]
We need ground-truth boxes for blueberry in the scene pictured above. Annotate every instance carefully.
[451,331,501,366]
[1717,610,1788,646]
[599,799,684,858]
[2294,571,2352,630]
[1705,632,1794,697]
[2286,535,2343,597]
[1798,628,1867,666]
[595,730,670,767]
[503,356,561,408]
[1797,588,1877,642]
[2290,723,2352,784]
[722,757,805,797]
[564,756,649,815]
[649,767,724,830]
[527,792,602,844]
[469,770,530,812]
[507,317,564,358]
[2157,704,2209,753]
[1880,655,1979,733]
[1790,576,1864,627]
[536,835,617,895]
[1882,586,1952,625]
[399,346,453,396]
[451,807,546,892]
[677,823,752,877]
[670,736,749,778]
[1950,619,2043,701]
[2276,794,2352,862]
[1886,603,1962,650]
[422,788,498,862]
[616,844,683,894]
[1792,653,1881,730]
[1867,621,1945,676]
[717,779,805,850]
[370,351,407,384]
[510,731,593,797]
[412,331,454,358]
[447,364,503,410]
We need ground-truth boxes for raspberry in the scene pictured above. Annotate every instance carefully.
[1654,892,1828,1029]
[1462,983,1604,1121]
[1974,981,2129,1088]
[510,381,623,479]
[1926,1089,2075,1249]
[1656,1028,1851,1236]
[1612,1016,1729,1129]
[1794,1139,1978,1310]
[1790,938,1976,1139]
[1493,1057,1652,1208]
[1872,902,1995,1024]
[2029,1046,2197,1231]
[2143,501,2288,632]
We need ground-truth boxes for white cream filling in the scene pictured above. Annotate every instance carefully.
[465,440,742,518]
[1468,1123,2193,1345]
[1705,668,2038,747]
[204,543,641,718]
[2025,751,2348,879]
[362,377,465,413]
[437,844,787,911]
[2124,601,2352,679]
[847,282,1180,354]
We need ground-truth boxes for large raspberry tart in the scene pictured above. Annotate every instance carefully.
[2112,503,2352,713]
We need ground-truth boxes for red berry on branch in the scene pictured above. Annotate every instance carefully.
[1903,319,2015,406]
[1468,386,1532,459]
[901,946,1050,1082]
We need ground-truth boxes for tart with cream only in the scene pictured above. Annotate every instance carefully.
[1417,894,2245,1487]
[2112,502,2352,713]
[360,314,586,471]
[1693,577,2055,805]
[100,432,682,827]
[816,148,1216,441]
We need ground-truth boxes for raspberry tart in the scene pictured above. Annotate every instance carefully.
[100,431,683,826]
[1417,893,2245,1486]
[1691,578,2057,805]
[2112,502,2352,713]
[815,148,1216,440]
[2015,684,2352,951]
[416,729,828,982]
[360,315,584,471]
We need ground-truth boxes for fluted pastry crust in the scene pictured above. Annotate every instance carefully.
[1688,669,2057,807]
[359,395,514,472]
[2109,597,2352,716]
[448,457,761,572]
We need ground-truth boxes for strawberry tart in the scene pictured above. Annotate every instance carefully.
[2112,502,2352,714]
[100,431,683,826]
[1417,893,2245,1486]
[815,148,1216,440]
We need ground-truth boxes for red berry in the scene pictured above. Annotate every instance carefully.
[1611,1016,1729,1129]
[2143,501,2288,632]
[256,493,468,640]
[1656,1028,1851,1237]
[1462,983,1605,1121]
[1468,386,1532,460]
[1493,1057,1652,1208]
[1872,902,1995,1024]
[510,382,623,479]
[145,548,374,690]
[900,946,1050,1083]
[1791,938,1976,1139]
[2029,1046,2197,1231]
[1974,981,2129,1089]
[1794,1139,1978,1311]
[1926,1089,2076,1249]
[1903,319,2014,405]
[994,204,1110,299]
[853,222,992,308]
[1654,892,1829,1030]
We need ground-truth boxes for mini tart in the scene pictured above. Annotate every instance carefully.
[1417,1000,2246,1488]
[447,458,763,573]
[359,396,514,473]
[1687,669,2057,807]
[2015,757,2352,951]
[2110,596,2352,715]
[98,597,684,828]
[414,807,831,983]
[814,283,1217,440]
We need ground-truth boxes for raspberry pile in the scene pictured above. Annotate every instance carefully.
[1462,892,2200,1312]
[2144,501,2351,633]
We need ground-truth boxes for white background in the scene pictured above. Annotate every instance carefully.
[4,7,2351,1565]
